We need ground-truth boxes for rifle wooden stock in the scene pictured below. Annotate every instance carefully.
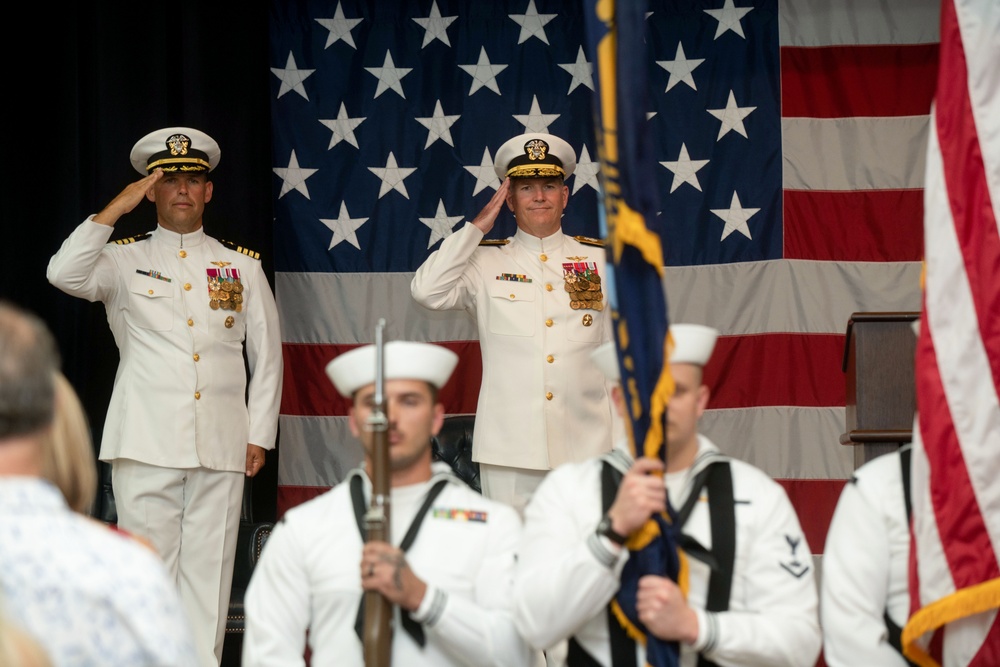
[363,320,392,667]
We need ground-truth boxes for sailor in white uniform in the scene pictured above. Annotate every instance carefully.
[243,340,530,667]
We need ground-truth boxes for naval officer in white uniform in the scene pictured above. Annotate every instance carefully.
[47,126,283,666]
[242,340,530,667]
[411,132,616,514]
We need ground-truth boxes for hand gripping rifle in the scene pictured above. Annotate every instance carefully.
[363,319,393,667]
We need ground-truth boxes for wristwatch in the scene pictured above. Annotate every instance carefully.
[596,513,628,546]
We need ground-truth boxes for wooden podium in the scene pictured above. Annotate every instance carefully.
[840,312,920,467]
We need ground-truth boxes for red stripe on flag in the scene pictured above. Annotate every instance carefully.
[777,478,846,554]
[704,334,847,408]
[281,341,482,416]
[283,335,846,416]
[277,485,327,520]
[781,44,938,118]
[783,190,924,262]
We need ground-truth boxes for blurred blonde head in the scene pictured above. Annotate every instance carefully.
[40,373,97,514]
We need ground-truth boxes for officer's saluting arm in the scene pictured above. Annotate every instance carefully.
[410,179,510,312]
[47,171,163,301]
[410,223,486,312]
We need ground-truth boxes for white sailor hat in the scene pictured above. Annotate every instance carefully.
[129,127,221,175]
[670,324,719,366]
[325,341,459,398]
[494,132,576,181]
[590,341,620,382]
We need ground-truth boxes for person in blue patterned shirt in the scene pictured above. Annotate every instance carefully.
[0,300,198,667]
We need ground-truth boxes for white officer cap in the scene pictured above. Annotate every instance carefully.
[494,132,576,181]
[325,341,459,398]
[670,324,719,366]
[590,341,620,382]
[129,126,221,175]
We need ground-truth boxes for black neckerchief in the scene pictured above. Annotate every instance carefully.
[351,474,449,647]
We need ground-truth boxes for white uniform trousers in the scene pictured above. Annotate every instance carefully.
[479,463,549,517]
[112,459,243,667]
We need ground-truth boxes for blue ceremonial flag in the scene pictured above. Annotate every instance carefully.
[583,1,682,665]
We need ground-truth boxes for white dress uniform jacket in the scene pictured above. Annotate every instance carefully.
[46,217,283,470]
[411,222,614,470]
[821,447,912,666]
[513,436,822,667]
[243,463,530,667]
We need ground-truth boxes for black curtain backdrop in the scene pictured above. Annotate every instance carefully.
[3,4,279,520]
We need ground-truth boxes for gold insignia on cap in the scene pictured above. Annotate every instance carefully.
[525,139,549,161]
[167,134,191,157]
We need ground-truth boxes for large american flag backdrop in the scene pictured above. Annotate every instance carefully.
[268,0,938,561]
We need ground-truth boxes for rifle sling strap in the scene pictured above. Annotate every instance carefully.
[351,474,449,647]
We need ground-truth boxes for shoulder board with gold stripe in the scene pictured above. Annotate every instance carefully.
[574,235,605,247]
[112,232,151,245]
[219,239,261,260]
[479,239,510,247]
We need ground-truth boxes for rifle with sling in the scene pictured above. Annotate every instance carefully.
[363,319,393,667]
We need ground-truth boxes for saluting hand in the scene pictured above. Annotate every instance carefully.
[93,168,164,227]
[361,541,428,612]
[469,177,511,235]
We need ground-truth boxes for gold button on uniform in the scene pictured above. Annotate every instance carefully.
[187,319,194,326]
[510,294,516,299]
[193,354,200,362]
[184,283,192,291]
[545,392,553,400]
[546,355,554,363]
[540,254,548,262]
[179,250,187,258]
[147,289,154,295]
[194,392,201,400]
[545,319,553,327]
[545,283,553,292]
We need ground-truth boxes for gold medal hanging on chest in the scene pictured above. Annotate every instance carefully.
[562,260,604,311]
[207,264,244,313]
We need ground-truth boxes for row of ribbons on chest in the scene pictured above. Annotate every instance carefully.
[496,261,605,311]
